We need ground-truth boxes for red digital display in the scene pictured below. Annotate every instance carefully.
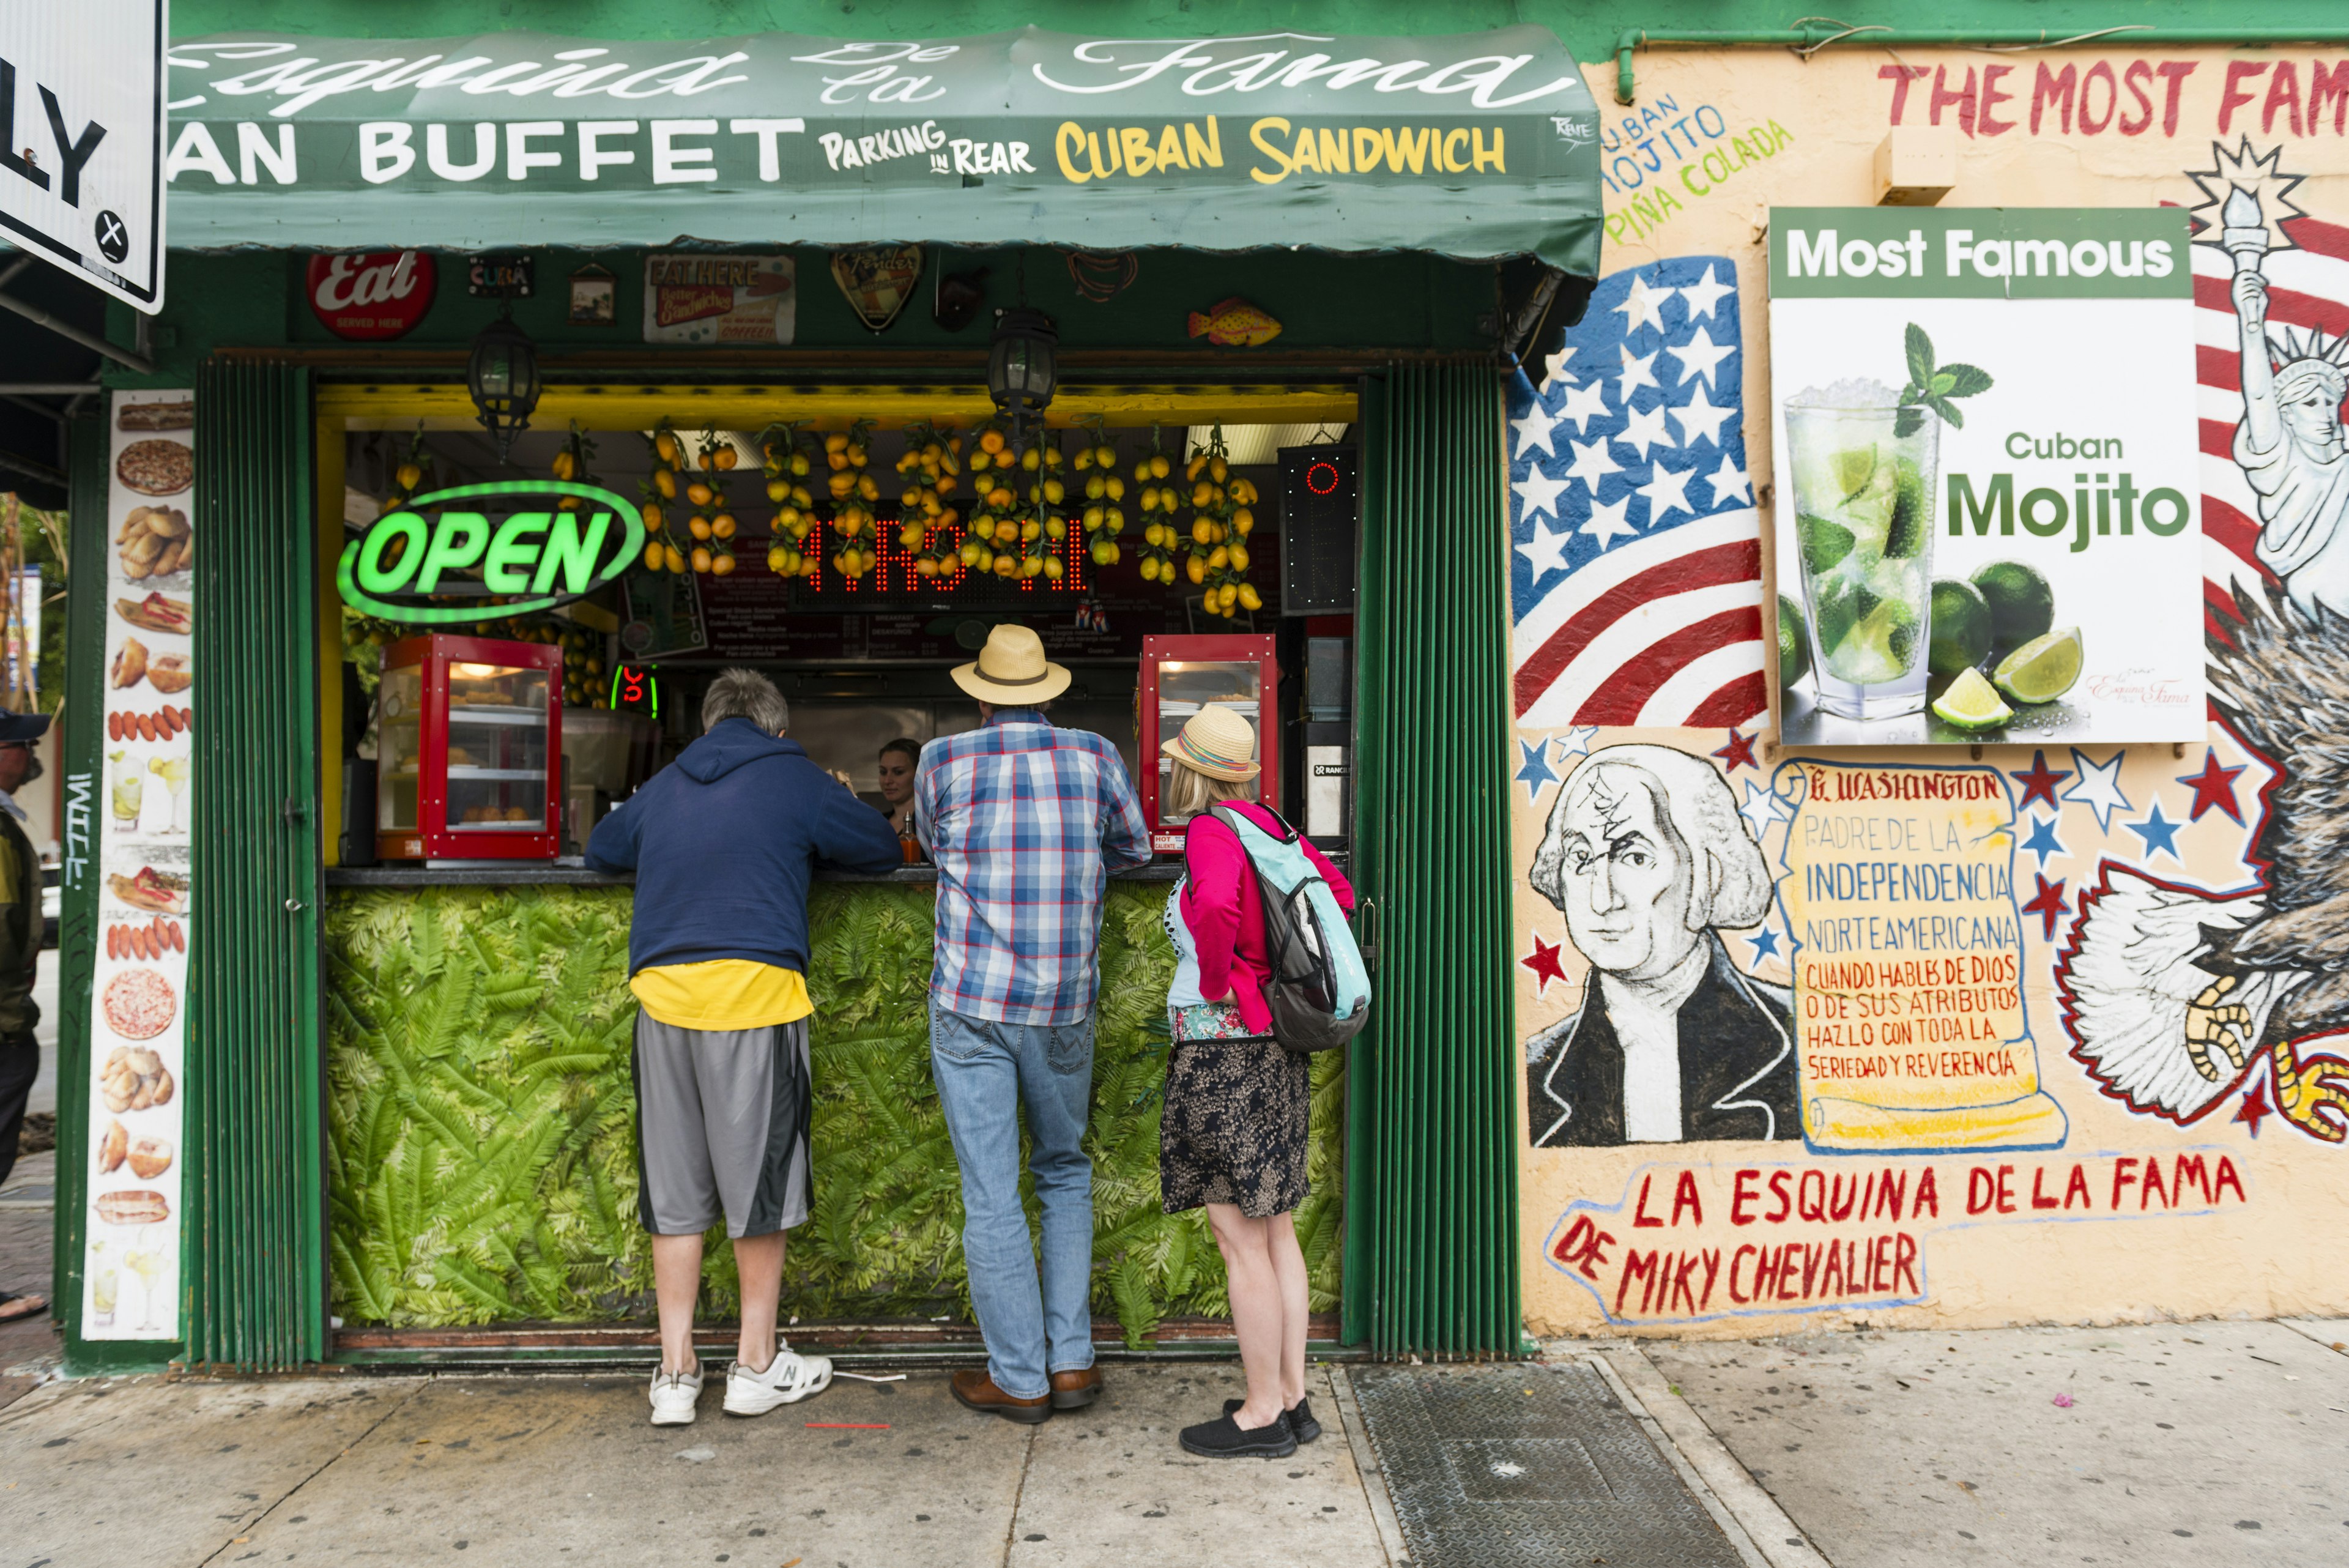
[1305,460,1341,496]
[784,513,1089,604]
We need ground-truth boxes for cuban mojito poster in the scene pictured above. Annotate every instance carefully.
[1768,207,2206,745]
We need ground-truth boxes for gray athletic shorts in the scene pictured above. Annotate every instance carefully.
[632,1013,812,1238]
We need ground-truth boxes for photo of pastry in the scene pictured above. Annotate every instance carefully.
[118,505,193,581]
[94,1189,171,1225]
[99,1046,174,1114]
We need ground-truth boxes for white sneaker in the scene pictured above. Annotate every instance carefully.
[649,1360,703,1426]
[723,1345,834,1415]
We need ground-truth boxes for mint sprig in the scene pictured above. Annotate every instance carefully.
[1895,323,1992,437]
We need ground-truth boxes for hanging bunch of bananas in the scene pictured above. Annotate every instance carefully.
[896,423,967,578]
[639,420,689,574]
[760,423,819,579]
[1181,427,1263,617]
[549,420,598,511]
[1072,418,1128,569]
[685,426,740,576]
[825,421,881,578]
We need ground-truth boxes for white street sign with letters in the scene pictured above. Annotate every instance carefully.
[1,2,168,311]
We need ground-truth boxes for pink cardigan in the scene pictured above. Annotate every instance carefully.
[1179,802,1356,1036]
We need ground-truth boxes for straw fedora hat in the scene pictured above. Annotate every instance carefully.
[1162,704,1261,782]
[952,623,1072,705]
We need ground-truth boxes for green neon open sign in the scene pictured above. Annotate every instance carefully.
[337,481,645,623]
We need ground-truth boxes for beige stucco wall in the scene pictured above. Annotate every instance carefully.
[1515,44,2349,1338]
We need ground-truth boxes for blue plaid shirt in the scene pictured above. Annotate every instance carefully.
[916,710,1152,1025]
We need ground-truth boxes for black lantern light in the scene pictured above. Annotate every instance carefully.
[467,309,542,460]
[987,306,1058,440]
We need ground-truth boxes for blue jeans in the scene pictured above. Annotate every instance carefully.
[929,1004,1097,1400]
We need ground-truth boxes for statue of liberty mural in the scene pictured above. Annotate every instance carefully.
[2224,182,2349,619]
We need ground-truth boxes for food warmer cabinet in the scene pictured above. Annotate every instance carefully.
[1137,634,1280,854]
[376,634,563,862]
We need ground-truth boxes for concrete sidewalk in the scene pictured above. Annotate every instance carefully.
[2,1309,2343,1565]
[0,1361,1408,1568]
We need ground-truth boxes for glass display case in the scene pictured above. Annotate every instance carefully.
[1137,634,1280,854]
[376,634,563,863]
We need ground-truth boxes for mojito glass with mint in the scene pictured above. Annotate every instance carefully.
[1784,384,1939,721]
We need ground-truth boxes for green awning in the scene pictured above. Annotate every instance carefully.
[161,28,1602,275]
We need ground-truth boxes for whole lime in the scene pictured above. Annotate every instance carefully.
[1928,579,1994,678]
[1778,593,1811,690]
[1969,560,2055,652]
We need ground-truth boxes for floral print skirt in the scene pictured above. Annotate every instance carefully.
[1159,1030,1310,1219]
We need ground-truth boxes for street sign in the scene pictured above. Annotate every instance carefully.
[0,2,168,311]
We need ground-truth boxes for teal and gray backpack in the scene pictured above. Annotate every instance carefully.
[1208,804,1372,1053]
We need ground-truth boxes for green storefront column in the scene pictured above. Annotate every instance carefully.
[1342,359,1523,1358]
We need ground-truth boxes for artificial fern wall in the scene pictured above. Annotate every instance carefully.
[324,882,1345,1342]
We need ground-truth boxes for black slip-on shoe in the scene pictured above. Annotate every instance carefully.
[1180,1410,1297,1458]
[1224,1393,1321,1443]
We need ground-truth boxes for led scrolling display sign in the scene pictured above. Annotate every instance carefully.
[338,481,646,623]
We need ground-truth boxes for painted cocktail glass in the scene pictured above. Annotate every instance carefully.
[1784,393,1940,720]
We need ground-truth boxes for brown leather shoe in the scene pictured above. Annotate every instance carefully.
[951,1368,1052,1424]
[1050,1366,1104,1411]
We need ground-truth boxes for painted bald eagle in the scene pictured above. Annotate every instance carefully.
[2060,587,2349,1141]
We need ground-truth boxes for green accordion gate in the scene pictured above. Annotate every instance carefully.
[182,359,327,1369]
[1341,359,1524,1358]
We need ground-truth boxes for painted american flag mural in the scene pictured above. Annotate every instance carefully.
[1507,256,1764,730]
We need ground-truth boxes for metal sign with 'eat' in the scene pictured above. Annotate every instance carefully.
[0,2,169,311]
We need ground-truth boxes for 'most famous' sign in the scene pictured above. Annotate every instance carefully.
[338,481,646,622]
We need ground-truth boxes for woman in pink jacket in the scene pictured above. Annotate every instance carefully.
[1156,706,1355,1460]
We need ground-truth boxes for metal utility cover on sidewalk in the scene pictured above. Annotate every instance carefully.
[1353,1361,1743,1567]
[0,2,169,310]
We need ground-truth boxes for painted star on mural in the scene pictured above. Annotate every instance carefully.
[2123,799,2185,863]
[1737,780,1791,835]
[2019,812,2069,872]
[1515,737,1560,801]
[2061,748,2133,833]
[1551,726,1599,765]
[2235,1078,2274,1137]
[1521,933,1570,994]
[2009,749,2071,814]
[1712,727,1758,773]
[1745,923,1783,964]
[2022,874,2071,942]
[2176,749,2247,825]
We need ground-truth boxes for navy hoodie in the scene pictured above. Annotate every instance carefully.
[586,717,904,976]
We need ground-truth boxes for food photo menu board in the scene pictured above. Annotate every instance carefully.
[82,389,196,1340]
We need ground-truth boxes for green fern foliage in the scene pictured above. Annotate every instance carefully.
[324,882,1346,1340]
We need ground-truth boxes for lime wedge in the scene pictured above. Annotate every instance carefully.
[1833,444,1877,502]
[1932,667,2013,730]
[1778,593,1811,689]
[1992,626,2083,704]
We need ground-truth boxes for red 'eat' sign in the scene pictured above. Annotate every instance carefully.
[305,251,436,340]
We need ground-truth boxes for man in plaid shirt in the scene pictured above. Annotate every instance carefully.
[916,626,1150,1424]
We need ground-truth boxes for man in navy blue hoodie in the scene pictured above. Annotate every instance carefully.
[587,669,903,1427]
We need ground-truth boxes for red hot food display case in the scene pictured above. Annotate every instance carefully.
[376,634,563,862]
[1138,634,1280,853]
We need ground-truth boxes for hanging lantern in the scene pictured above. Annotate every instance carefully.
[987,307,1058,440]
[467,310,541,459]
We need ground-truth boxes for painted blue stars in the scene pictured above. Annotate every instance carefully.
[2019,812,2069,872]
[1516,737,1560,801]
[2123,799,2184,863]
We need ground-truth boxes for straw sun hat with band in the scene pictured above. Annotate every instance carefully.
[1162,704,1261,783]
[952,624,1072,705]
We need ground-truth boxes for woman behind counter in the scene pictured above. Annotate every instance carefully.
[1155,706,1354,1460]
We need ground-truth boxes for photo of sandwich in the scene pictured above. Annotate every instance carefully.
[116,593,192,636]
